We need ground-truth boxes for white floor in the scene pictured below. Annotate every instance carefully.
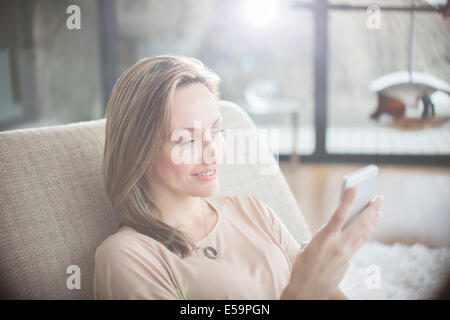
[255,126,450,155]
[256,124,450,156]
[326,126,450,155]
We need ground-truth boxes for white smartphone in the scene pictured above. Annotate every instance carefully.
[340,164,379,230]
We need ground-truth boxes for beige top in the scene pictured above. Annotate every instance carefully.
[93,194,301,299]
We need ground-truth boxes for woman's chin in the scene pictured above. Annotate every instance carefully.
[192,181,219,198]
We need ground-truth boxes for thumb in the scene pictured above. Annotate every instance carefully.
[300,241,310,250]
[326,186,358,233]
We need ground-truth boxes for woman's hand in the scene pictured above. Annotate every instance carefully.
[280,186,383,300]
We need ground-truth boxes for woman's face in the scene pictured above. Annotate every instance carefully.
[147,82,226,199]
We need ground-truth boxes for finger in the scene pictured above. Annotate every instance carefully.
[342,196,383,240]
[349,233,369,257]
[325,186,358,233]
[293,241,311,262]
[347,210,382,256]
[348,229,372,257]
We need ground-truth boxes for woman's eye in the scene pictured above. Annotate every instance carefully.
[178,129,224,146]
[178,139,194,146]
[213,128,225,135]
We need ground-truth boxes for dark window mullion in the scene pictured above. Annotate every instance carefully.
[313,0,328,160]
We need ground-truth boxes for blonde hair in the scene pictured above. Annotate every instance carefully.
[103,55,221,258]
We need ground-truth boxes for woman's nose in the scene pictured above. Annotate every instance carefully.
[203,129,213,143]
[201,129,222,164]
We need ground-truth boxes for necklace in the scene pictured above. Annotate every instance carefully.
[193,199,218,259]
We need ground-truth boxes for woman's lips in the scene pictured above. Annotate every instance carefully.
[191,168,217,181]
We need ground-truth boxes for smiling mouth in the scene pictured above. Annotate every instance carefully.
[191,169,216,176]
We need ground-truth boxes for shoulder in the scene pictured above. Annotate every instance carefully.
[94,225,165,266]
[93,226,180,299]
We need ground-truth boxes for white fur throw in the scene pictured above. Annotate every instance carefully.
[340,241,450,299]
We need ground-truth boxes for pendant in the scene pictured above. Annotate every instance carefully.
[203,246,218,259]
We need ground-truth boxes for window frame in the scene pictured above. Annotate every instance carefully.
[99,0,450,166]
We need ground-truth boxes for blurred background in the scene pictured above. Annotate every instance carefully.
[0,0,449,247]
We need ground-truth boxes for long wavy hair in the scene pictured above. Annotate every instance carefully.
[103,55,221,258]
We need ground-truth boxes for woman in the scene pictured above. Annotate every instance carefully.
[94,55,383,300]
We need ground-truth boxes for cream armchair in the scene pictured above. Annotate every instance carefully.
[0,100,311,299]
